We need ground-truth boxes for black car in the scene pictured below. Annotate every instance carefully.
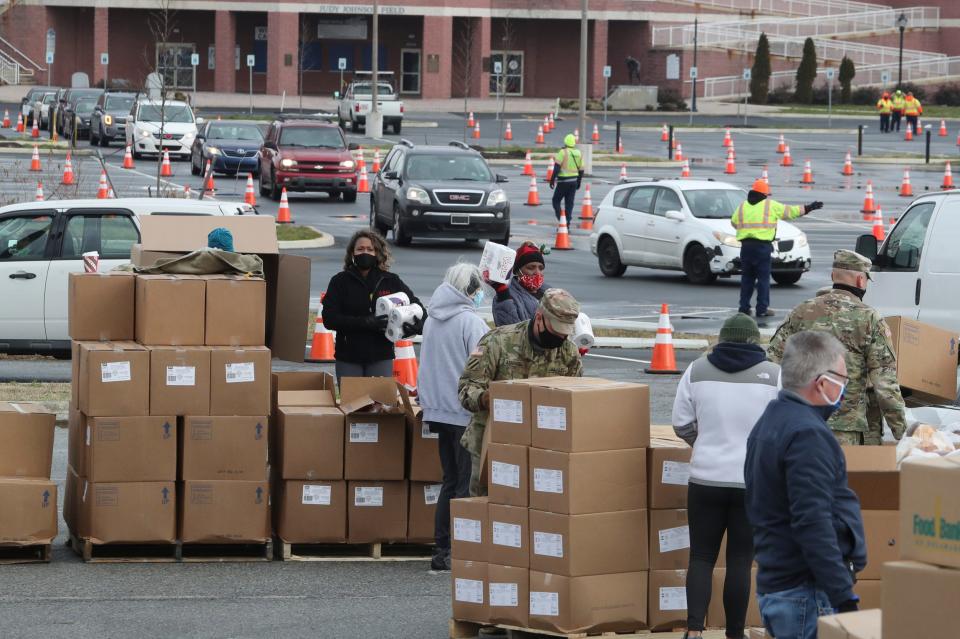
[89,92,136,146]
[191,120,264,177]
[56,88,102,135]
[63,95,100,140]
[370,141,510,246]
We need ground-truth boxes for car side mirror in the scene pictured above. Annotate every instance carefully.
[348,142,359,151]
[665,210,684,222]
[855,234,878,261]
[383,170,399,180]
[496,174,509,183]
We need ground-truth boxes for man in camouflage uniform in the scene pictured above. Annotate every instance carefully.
[768,250,906,445]
[458,289,583,496]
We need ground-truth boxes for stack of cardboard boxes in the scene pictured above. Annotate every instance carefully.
[451,377,651,634]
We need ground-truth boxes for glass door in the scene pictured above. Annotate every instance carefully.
[489,51,523,96]
[401,49,421,95]
[156,43,196,90]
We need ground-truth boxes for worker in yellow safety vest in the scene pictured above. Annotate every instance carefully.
[549,133,584,222]
[890,89,906,132]
[731,179,822,318]
[876,92,893,133]
[903,92,922,135]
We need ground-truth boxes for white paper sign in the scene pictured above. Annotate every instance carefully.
[491,461,520,488]
[349,423,379,443]
[100,361,131,383]
[536,405,567,431]
[490,582,519,608]
[659,586,688,611]
[225,362,255,383]
[492,521,522,548]
[421,422,439,439]
[659,525,691,553]
[454,517,482,543]
[493,398,523,424]
[423,484,441,505]
[662,461,691,486]
[455,578,484,604]
[354,486,383,507]
[533,468,564,494]
[165,366,196,387]
[302,484,331,505]
[533,531,563,558]
[530,591,560,616]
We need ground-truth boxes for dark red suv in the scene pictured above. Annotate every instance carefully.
[258,116,359,202]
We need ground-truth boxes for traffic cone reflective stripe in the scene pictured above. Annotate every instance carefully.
[15,113,24,133]
[617,137,624,154]
[544,115,550,133]
[943,161,955,189]
[553,211,573,250]
[645,304,681,375]
[591,123,599,143]
[841,151,854,176]
[467,112,475,128]
[579,184,594,230]
[107,187,115,199]
[393,339,419,394]
[244,173,257,206]
[525,176,541,206]
[545,158,554,183]
[729,141,736,160]
[780,145,793,167]
[160,151,172,177]
[29,145,41,172]
[549,112,555,131]
[472,122,480,139]
[34,181,43,201]
[504,122,513,141]
[122,145,135,169]
[760,166,769,185]
[661,124,669,142]
[675,144,684,162]
[680,159,690,178]
[801,159,814,184]
[62,153,74,185]
[861,180,877,214]
[872,206,886,241]
[372,149,381,173]
[899,169,913,197]
[277,187,293,224]
[522,151,534,176]
[940,120,948,137]
[356,148,366,172]
[357,164,370,193]
[905,123,913,141]
[724,149,736,174]
[619,163,628,182]
[722,128,732,147]
[536,125,545,145]
[776,133,786,154]
[306,299,336,363]
[97,171,109,199]
[30,117,39,138]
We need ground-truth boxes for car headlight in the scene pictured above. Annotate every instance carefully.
[713,231,742,248]
[795,233,808,248]
[138,128,151,138]
[340,160,355,169]
[406,187,430,204]
[280,158,297,169]
[488,189,508,205]
[207,146,222,156]
[104,114,113,126]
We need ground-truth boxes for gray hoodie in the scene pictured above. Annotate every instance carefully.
[417,283,490,427]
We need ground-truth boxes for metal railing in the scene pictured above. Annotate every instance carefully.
[0,34,44,85]
[0,54,18,85]
[659,0,889,17]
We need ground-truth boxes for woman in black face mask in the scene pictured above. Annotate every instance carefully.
[322,230,424,385]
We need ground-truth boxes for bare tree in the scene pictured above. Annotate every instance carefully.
[145,0,179,194]
[453,18,476,141]
[298,16,319,113]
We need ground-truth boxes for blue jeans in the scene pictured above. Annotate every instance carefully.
[739,240,773,315]
[758,584,835,639]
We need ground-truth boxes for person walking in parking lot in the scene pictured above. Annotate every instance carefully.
[322,230,424,385]
[549,134,584,222]
[732,179,822,318]
[875,92,893,133]
[890,89,906,132]
[903,91,922,134]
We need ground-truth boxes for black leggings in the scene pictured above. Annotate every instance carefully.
[686,482,755,638]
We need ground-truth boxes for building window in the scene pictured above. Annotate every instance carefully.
[156,43,196,90]
[489,51,523,96]
[400,49,420,95]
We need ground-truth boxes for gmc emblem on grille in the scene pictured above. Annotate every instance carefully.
[448,194,471,201]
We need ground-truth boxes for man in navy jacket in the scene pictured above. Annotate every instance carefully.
[745,330,866,639]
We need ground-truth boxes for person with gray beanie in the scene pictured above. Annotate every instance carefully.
[671,314,781,639]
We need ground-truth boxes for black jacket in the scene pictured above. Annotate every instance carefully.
[321,266,422,364]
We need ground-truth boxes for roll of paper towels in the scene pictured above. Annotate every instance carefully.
[385,323,405,343]
[388,304,424,325]
[376,292,410,317]
[570,312,595,349]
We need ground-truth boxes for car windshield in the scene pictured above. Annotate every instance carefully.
[405,154,493,182]
[75,99,97,115]
[138,104,194,123]
[278,126,343,148]
[42,94,56,104]
[105,95,135,111]
[683,189,747,219]
[207,123,263,142]
[352,83,395,97]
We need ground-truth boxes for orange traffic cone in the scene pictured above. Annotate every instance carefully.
[728,141,736,160]
[392,339,419,393]
[619,163,628,182]
[62,153,74,185]
[204,161,216,193]
[591,123,600,143]
[2,110,9,128]
[30,117,39,138]
[680,159,691,178]
[122,145,135,169]
[553,211,573,250]
[724,148,737,174]
[472,122,480,139]
[905,123,913,141]
[675,144,685,162]
[671,136,677,150]
[801,159,814,185]
[97,170,109,199]
[183,184,192,197]
[760,166,769,185]
[372,149,381,173]
[277,187,293,224]
[661,124,669,142]
[15,113,24,133]
[942,161,955,189]
[841,151,854,176]
[536,125,545,145]
[645,304,680,374]
[467,111,475,128]
[545,158,554,183]
[574,128,580,144]
[522,151,534,176]
[244,173,257,206]
[357,164,370,193]
[543,115,550,134]
[160,151,172,177]
[107,186,115,199]
[504,122,513,141]
[776,133,786,154]
[29,144,40,172]
[939,120,947,137]
[617,137,624,154]
[872,206,886,241]
[306,300,336,363]
[899,168,913,197]
[525,176,541,206]
[722,128,732,147]
[356,147,366,173]
[34,181,43,201]
[780,145,793,167]
[549,112,556,131]
[956,132,960,147]
[579,184,594,230]
[861,180,877,214]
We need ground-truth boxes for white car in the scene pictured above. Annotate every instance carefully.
[0,198,252,353]
[126,100,200,160]
[589,179,811,285]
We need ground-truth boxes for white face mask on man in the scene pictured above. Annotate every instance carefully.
[817,372,847,408]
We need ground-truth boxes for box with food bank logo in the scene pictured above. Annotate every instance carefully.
[900,456,960,569]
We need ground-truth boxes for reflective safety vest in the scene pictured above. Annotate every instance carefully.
[731,198,804,242]
[891,95,906,112]
[876,98,892,114]
[904,98,921,116]
[553,147,583,179]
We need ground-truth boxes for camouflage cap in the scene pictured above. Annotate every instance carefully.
[540,288,580,335]
[833,249,873,279]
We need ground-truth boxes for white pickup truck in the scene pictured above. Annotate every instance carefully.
[337,74,404,135]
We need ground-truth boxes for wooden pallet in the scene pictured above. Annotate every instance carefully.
[178,540,273,563]
[278,540,433,562]
[0,543,51,564]
[69,535,179,563]
[449,619,732,639]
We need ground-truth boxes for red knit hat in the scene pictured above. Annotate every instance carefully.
[513,242,545,273]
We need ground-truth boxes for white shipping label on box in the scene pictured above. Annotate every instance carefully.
[354,486,384,507]
[349,423,379,443]
[225,362,255,384]
[491,461,520,488]
[536,405,567,431]
[165,366,196,387]
[455,578,484,605]
[533,531,564,558]
[454,517,482,544]
[659,586,688,611]
[490,582,519,608]
[662,461,691,486]
[302,484,332,505]
[659,525,691,553]
[492,521,522,548]
[100,361,131,383]
[533,468,564,494]
[530,591,560,616]
[493,398,523,424]
[420,422,439,439]
[423,484,441,505]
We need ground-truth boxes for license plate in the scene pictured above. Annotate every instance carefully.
[451,214,470,225]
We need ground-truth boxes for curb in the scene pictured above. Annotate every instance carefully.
[403,121,439,128]
[278,226,335,249]
[857,157,955,165]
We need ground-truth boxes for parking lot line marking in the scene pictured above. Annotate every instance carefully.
[586,353,651,364]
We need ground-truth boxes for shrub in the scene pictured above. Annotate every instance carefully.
[750,33,772,105]
[897,82,927,102]
[765,83,794,105]
[851,87,881,105]
[657,88,687,112]
[838,57,856,103]
[933,83,960,106]
[794,38,818,104]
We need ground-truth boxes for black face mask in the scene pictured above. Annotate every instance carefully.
[535,317,568,350]
[353,253,378,270]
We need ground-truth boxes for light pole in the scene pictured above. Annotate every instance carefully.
[691,17,698,113]
[578,0,588,140]
[368,0,383,138]
[896,12,908,89]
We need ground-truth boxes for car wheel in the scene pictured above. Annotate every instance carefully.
[370,197,389,235]
[772,272,803,286]
[190,151,200,176]
[269,171,281,202]
[683,244,718,285]
[494,228,511,246]
[393,122,402,135]
[342,190,357,203]
[351,119,360,133]
[392,205,411,246]
[598,236,627,277]
[89,127,97,146]
[99,131,109,148]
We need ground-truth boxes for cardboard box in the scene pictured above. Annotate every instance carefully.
[706,567,761,629]
[135,274,206,346]
[180,416,269,481]
[0,402,55,478]
[886,316,958,403]
[0,479,57,545]
[844,446,899,510]
[488,503,529,568]
[883,561,959,638]
[148,346,211,416]
[130,244,181,267]
[648,569,688,631]
[854,580,882,611]
[77,342,150,417]
[899,456,960,569]
[76,416,176,482]
[529,381,650,452]
[408,413,442,482]
[861,510,900,580]
[488,563,529,627]
[275,407,344,480]
[203,275,266,346]
[341,377,409,481]
[451,559,488,624]
[68,272,134,341]
[451,497,488,563]
[276,480,347,543]
[818,609,882,639]
[648,445,692,509]
[528,570,648,634]
[75,480,177,543]
[528,448,646,515]
[487,443,528,508]
[489,380,532,446]
[179,480,271,543]
[346,480,408,543]
[649,509,690,570]
[209,346,271,416]
[64,464,80,533]
[529,508,649,576]
[407,481,441,543]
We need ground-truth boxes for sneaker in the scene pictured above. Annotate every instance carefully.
[430,548,450,571]
[738,309,752,317]
[758,309,776,317]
